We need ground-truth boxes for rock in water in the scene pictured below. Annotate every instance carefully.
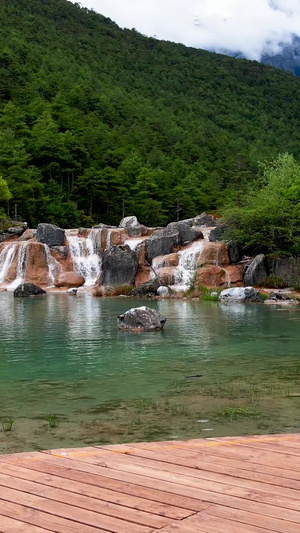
[157,286,170,298]
[66,288,78,295]
[117,306,166,331]
[131,279,159,297]
[14,283,46,297]
[219,286,262,303]
[54,272,85,288]
[36,223,65,247]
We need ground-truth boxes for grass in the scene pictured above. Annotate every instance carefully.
[219,407,263,419]
[104,284,133,296]
[259,274,287,289]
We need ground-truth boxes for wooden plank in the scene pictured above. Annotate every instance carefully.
[204,505,300,533]
[18,452,300,524]
[44,448,300,514]
[159,511,271,533]
[0,472,171,529]
[0,461,191,521]
[0,455,205,513]
[0,486,152,533]
[0,514,51,533]
[138,440,300,475]
[0,499,108,533]
[104,444,300,490]
[91,447,300,501]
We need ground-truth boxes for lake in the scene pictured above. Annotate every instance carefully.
[0,293,299,453]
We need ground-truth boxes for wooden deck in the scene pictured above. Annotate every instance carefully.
[0,434,299,532]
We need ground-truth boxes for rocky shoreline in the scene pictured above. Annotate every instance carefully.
[0,213,300,302]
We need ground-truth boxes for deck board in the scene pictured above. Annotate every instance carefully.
[0,433,299,532]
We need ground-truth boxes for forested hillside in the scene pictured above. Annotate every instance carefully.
[1,0,300,227]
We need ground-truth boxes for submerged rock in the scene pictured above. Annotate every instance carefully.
[54,272,85,288]
[117,306,166,331]
[219,286,262,303]
[265,292,299,305]
[37,223,65,247]
[66,288,78,295]
[14,283,46,297]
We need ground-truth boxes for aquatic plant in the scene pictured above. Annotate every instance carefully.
[47,414,59,428]
[1,417,14,432]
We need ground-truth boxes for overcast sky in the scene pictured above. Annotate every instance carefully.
[71,0,300,59]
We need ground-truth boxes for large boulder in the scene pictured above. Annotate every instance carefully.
[266,257,300,288]
[119,216,139,228]
[194,213,217,227]
[14,283,46,297]
[209,223,228,242]
[167,222,203,246]
[117,306,166,331]
[54,272,85,288]
[37,224,65,247]
[101,245,138,286]
[244,254,268,286]
[18,229,36,241]
[196,266,227,287]
[126,224,149,237]
[227,241,242,264]
[219,286,263,303]
[145,229,179,263]
[198,242,230,267]
[152,253,179,270]
[25,242,52,286]
[131,279,159,297]
[156,267,177,286]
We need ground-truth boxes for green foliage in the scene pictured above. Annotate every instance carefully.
[47,414,59,428]
[224,154,300,256]
[1,1,300,228]
[1,416,14,431]
[219,407,262,419]
[259,274,287,289]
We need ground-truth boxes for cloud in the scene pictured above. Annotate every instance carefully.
[72,0,300,59]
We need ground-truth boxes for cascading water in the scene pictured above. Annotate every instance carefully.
[44,244,61,286]
[124,237,145,251]
[8,242,29,289]
[0,243,18,284]
[171,240,209,292]
[67,229,102,286]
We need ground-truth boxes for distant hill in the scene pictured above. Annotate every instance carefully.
[1,0,300,227]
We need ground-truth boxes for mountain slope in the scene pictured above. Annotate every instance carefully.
[1,0,300,227]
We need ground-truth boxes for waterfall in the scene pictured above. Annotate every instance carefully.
[67,230,102,286]
[124,237,145,251]
[44,244,61,286]
[0,244,18,284]
[171,240,209,291]
[106,229,112,250]
[8,242,29,289]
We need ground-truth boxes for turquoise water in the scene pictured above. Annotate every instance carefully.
[0,293,300,450]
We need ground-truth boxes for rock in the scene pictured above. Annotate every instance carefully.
[0,287,7,292]
[227,241,242,264]
[209,223,228,242]
[145,229,179,263]
[226,265,244,285]
[266,257,300,288]
[126,224,148,237]
[0,233,17,243]
[134,266,151,287]
[54,272,85,288]
[198,242,230,267]
[37,223,65,247]
[119,216,139,228]
[167,222,203,246]
[196,266,226,287]
[25,242,52,286]
[265,292,298,305]
[14,283,46,297]
[194,213,217,227]
[157,286,170,298]
[152,253,179,270]
[210,291,218,297]
[244,254,268,286]
[117,306,166,331]
[179,218,194,227]
[101,245,138,286]
[156,267,177,286]
[7,226,25,236]
[131,279,160,297]
[103,228,127,248]
[93,285,105,297]
[66,288,78,295]
[18,229,36,241]
[219,286,263,303]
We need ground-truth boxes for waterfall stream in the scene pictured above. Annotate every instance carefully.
[8,242,29,289]
[67,229,102,286]
[0,244,18,284]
